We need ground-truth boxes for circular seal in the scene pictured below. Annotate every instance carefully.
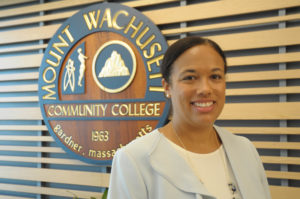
[38,2,170,165]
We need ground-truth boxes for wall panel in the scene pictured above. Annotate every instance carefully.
[0,0,299,198]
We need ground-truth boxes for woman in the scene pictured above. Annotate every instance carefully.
[108,36,271,199]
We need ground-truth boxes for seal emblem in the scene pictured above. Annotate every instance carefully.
[38,2,170,165]
[93,40,136,93]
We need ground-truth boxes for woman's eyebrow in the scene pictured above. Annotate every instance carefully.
[212,68,224,72]
[182,69,196,73]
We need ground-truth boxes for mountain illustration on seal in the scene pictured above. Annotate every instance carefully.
[98,50,130,78]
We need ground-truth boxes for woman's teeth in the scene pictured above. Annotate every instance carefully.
[194,102,213,107]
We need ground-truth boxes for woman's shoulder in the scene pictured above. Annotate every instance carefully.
[117,129,162,158]
[215,125,253,146]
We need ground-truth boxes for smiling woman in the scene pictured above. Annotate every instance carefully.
[108,37,272,199]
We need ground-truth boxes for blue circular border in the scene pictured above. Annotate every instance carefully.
[38,2,170,165]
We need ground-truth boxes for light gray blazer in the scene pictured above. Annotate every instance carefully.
[107,126,271,199]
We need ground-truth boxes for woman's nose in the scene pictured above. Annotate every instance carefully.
[196,78,212,96]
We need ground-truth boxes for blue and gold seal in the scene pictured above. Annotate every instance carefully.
[38,2,170,165]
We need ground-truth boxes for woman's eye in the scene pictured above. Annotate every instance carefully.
[211,74,222,80]
[182,75,196,81]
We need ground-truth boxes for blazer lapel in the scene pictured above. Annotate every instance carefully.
[216,126,257,199]
[149,132,214,198]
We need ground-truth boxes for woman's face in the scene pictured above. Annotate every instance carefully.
[163,44,226,128]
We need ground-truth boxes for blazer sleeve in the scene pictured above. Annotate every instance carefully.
[107,148,148,199]
[247,138,272,199]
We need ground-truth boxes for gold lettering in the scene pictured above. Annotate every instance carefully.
[119,104,128,116]
[92,130,109,142]
[54,105,62,116]
[112,10,128,30]
[149,86,164,92]
[61,25,74,43]
[47,104,108,117]
[143,42,162,59]
[149,73,162,79]
[110,103,160,117]
[136,27,155,50]
[43,66,56,83]
[124,16,143,38]
[111,104,119,116]
[52,35,69,55]
[83,10,101,30]
[62,105,70,116]
[71,105,79,116]
[99,8,112,28]
[46,50,62,67]
[154,103,160,116]
[100,104,107,116]
[42,84,56,100]
[147,54,164,72]
[84,104,93,116]
[47,105,54,116]
[145,104,153,115]
[139,103,146,116]
[79,105,85,116]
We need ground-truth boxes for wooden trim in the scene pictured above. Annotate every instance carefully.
[168,27,300,51]
[0,183,103,198]
[0,24,60,45]
[220,102,300,120]
[0,195,32,199]
[144,0,300,25]
[261,156,300,165]
[266,170,300,180]
[0,11,76,29]
[2,16,300,50]
[0,54,43,70]
[226,86,300,96]
[0,136,53,142]
[0,0,104,19]
[162,13,300,35]
[225,127,300,135]
[0,72,39,81]
[0,84,38,93]
[0,165,110,187]
[270,185,300,199]
[124,0,179,7]
[0,125,47,131]
[227,52,300,67]
[0,156,90,166]
[0,146,64,153]
[0,0,179,29]
[0,107,42,120]
[0,96,38,103]
[0,44,47,54]
[226,69,300,82]
[0,0,35,7]
[253,142,300,150]
[0,0,179,20]
[210,27,300,51]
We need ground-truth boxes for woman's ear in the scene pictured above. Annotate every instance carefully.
[162,78,170,98]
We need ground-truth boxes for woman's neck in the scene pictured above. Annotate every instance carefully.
[161,121,221,154]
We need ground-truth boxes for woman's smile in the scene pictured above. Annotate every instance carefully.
[191,100,215,113]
